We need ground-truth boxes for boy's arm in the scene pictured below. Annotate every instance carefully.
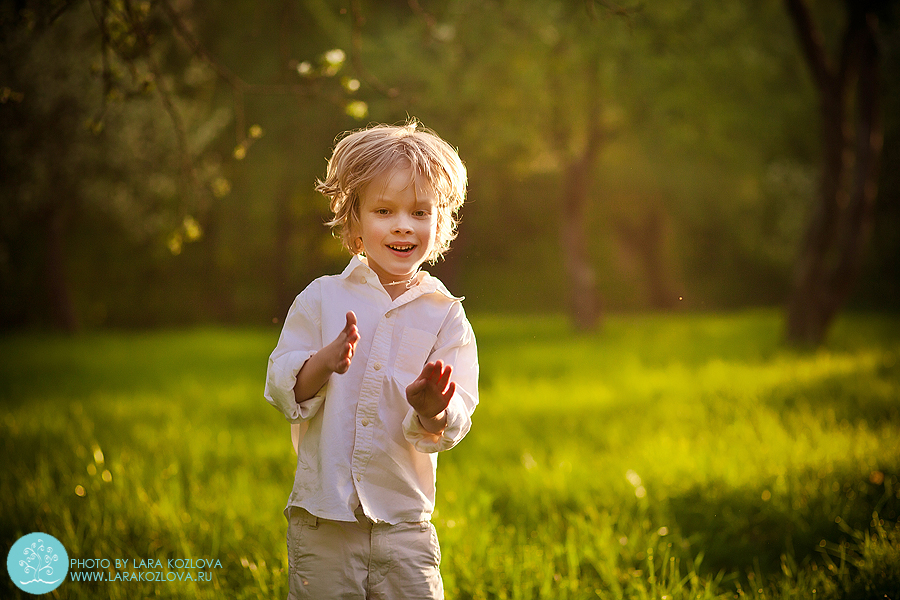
[265,289,357,423]
[402,305,478,452]
[405,360,455,434]
[294,311,359,402]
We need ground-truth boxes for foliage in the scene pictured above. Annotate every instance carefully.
[1,0,898,329]
[0,0,229,328]
[1,311,898,598]
[0,0,359,328]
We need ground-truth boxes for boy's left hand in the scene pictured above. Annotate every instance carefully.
[406,360,455,434]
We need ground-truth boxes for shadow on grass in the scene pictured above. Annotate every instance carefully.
[763,350,900,429]
[668,468,900,578]
[666,348,900,580]
[659,347,900,579]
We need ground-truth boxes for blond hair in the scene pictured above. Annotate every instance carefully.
[317,120,467,262]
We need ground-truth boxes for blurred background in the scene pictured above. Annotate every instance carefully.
[3,4,900,598]
[1,0,898,341]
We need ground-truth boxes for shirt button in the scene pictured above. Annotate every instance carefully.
[386,311,393,318]
[374,363,382,371]
[356,475,361,482]
[361,419,369,427]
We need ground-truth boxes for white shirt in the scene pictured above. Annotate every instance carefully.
[264,255,479,524]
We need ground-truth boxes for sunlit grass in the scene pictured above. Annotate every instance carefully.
[1,311,898,599]
[436,311,900,599]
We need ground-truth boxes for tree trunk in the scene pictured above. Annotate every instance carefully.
[617,209,678,310]
[551,45,604,332]
[560,152,602,331]
[784,1,882,346]
[273,175,296,317]
[44,203,79,333]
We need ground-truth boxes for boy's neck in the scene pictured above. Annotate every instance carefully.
[359,255,420,300]
[379,271,420,300]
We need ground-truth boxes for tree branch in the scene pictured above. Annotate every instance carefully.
[835,5,868,101]
[157,0,327,143]
[407,0,437,28]
[124,0,201,212]
[783,0,835,93]
[157,0,242,89]
[87,0,113,127]
[47,0,79,27]
[589,0,642,21]
[349,0,398,98]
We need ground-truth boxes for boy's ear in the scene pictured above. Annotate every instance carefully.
[348,230,364,254]
[346,215,363,253]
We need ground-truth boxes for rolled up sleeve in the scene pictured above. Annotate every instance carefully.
[264,288,326,423]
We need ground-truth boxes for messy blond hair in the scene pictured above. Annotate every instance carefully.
[316,120,467,262]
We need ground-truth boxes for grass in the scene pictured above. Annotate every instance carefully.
[1,310,899,599]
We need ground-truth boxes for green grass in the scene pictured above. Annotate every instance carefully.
[1,311,899,599]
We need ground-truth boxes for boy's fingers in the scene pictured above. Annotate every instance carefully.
[336,359,350,374]
[430,360,446,381]
[421,361,438,380]
[440,362,452,381]
[436,364,452,391]
[443,381,456,401]
[344,312,360,346]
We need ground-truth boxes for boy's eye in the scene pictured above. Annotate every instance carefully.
[375,208,390,215]
[413,210,431,217]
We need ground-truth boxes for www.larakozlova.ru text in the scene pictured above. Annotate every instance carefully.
[69,558,222,582]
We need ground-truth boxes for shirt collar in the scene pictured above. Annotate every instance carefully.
[337,254,370,280]
[338,255,463,302]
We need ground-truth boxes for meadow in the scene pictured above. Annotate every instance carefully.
[1,310,899,599]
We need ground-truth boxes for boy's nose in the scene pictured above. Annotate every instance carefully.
[392,217,413,234]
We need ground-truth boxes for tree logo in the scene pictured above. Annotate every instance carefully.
[6,533,69,594]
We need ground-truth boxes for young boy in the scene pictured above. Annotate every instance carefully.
[264,121,478,600]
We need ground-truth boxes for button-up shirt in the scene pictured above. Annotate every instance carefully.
[264,256,479,524]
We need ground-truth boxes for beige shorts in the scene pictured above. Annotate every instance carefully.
[285,506,443,600]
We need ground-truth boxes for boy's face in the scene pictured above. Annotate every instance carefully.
[355,165,438,285]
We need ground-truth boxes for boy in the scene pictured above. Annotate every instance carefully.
[264,121,478,599]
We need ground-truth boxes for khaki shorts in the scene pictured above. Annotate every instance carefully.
[285,506,443,600]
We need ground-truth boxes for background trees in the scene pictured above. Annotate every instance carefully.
[783,0,889,346]
[1,0,897,344]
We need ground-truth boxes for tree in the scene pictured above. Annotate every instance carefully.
[783,0,885,346]
[371,0,641,330]
[0,0,363,329]
[545,16,608,331]
[0,0,227,330]
[6,0,892,329]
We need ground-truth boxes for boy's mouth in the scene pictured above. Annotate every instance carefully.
[387,244,416,254]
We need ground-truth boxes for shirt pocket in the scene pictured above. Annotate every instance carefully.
[393,327,437,387]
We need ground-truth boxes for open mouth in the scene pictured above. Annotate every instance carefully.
[387,244,416,254]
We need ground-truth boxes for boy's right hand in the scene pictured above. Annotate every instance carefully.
[325,311,360,374]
